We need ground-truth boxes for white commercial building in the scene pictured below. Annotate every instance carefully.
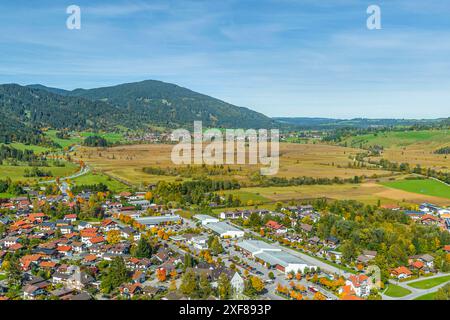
[193,214,220,225]
[205,222,245,238]
[135,215,181,227]
[236,240,316,274]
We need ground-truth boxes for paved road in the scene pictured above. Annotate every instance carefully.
[382,273,450,300]
[38,165,90,184]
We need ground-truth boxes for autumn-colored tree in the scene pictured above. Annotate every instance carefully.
[144,191,153,201]
[156,268,167,282]
[170,269,177,279]
[313,292,326,300]
[250,276,265,293]
[106,230,121,244]
[295,272,302,280]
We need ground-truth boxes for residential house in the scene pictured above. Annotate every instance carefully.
[390,266,412,279]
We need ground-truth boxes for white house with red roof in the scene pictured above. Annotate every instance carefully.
[345,274,373,297]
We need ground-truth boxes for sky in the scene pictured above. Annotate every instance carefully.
[0,0,449,119]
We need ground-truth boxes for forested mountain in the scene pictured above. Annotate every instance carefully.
[29,80,276,129]
[0,84,134,143]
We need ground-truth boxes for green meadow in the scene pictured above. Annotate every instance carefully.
[45,130,125,149]
[382,179,450,199]
[344,129,449,148]
[0,162,79,182]
[71,172,129,192]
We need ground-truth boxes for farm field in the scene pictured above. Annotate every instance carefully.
[382,179,450,199]
[1,142,52,154]
[0,162,79,182]
[232,182,450,206]
[45,130,125,149]
[407,275,450,289]
[71,172,129,192]
[343,129,449,149]
[73,142,393,185]
[343,129,450,172]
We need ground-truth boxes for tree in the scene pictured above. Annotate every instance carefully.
[6,256,22,289]
[133,238,152,259]
[210,236,224,255]
[169,279,177,291]
[101,257,129,293]
[217,273,231,299]
[156,268,167,282]
[268,272,275,280]
[180,269,197,296]
[198,272,212,298]
[250,276,265,294]
[106,230,121,244]
[435,283,450,300]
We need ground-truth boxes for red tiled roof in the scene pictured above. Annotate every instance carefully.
[392,266,412,276]
[57,245,72,252]
[89,236,105,244]
[265,220,283,230]
[410,261,424,269]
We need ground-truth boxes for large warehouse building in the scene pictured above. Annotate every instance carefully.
[135,215,181,227]
[205,221,245,238]
[236,240,316,274]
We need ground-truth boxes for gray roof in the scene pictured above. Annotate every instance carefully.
[205,222,243,234]
[193,214,219,221]
[135,215,181,225]
[254,250,308,268]
[236,240,280,255]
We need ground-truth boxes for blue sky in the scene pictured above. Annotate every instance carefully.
[0,0,449,118]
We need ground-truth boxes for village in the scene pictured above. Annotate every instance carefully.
[1,184,449,301]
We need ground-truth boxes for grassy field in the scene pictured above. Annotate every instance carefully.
[408,275,450,289]
[1,142,52,154]
[231,183,450,206]
[74,142,393,185]
[344,129,450,173]
[413,292,436,300]
[343,129,449,149]
[45,130,125,149]
[384,283,412,297]
[382,179,450,200]
[221,190,271,204]
[0,162,79,182]
[71,172,129,192]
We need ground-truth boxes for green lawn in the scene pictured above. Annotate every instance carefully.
[382,179,450,199]
[414,292,436,300]
[71,172,129,192]
[384,283,412,297]
[408,275,450,289]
